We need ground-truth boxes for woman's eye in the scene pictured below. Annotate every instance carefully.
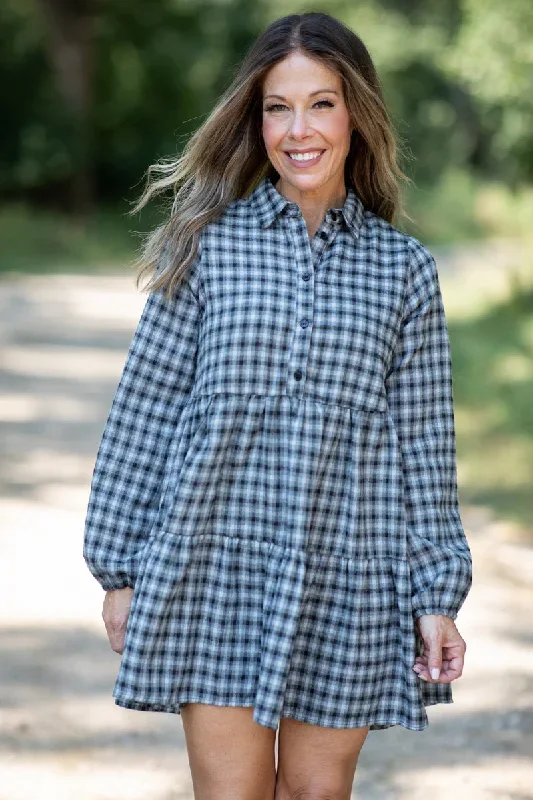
[263,99,335,113]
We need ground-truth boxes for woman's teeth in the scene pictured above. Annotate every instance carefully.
[288,151,323,161]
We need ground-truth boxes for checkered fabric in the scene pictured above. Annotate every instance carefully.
[83,175,472,732]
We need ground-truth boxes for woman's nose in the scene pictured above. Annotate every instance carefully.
[288,111,310,138]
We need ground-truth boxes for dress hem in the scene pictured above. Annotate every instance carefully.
[113,693,452,732]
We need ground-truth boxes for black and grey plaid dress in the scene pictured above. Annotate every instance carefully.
[83,175,472,732]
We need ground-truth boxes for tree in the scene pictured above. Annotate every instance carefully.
[36,0,96,216]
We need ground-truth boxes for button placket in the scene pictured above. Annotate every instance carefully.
[311,215,339,270]
[284,214,315,394]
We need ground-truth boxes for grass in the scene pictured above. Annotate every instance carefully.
[444,266,533,535]
[0,200,162,275]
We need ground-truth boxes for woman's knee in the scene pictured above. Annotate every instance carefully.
[274,774,350,800]
[274,718,370,800]
[180,703,277,800]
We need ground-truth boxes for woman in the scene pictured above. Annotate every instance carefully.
[84,11,472,798]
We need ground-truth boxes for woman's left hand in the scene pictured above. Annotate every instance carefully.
[412,614,467,683]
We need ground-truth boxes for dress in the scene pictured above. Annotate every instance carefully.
[83,175,473,732]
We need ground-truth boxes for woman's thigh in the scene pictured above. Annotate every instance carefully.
[180,703,277,800]
[274,716,370,800]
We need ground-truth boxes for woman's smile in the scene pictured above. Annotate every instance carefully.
[284,149,326,167]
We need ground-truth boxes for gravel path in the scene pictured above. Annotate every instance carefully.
[0,267,531,800]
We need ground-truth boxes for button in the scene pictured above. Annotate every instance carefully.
[300,318,310,328]
[302,272,311,281]
[294,370,302,380]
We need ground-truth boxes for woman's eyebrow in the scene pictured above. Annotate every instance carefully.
[263,89,340,100]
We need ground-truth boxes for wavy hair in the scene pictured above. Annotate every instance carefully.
[129,11,413,299]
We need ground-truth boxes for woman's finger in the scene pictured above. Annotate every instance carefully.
[412,652,463,682]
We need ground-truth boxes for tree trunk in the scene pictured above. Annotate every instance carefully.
[36,0,96,219]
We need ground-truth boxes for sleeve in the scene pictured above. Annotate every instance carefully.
[385,238,473,621]
[83,253,203,591]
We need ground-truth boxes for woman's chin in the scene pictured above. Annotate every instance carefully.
[276,171,330,194]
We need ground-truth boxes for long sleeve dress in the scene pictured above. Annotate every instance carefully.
[83,175,473,732]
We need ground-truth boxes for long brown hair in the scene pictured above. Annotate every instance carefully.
[129,12,413,299]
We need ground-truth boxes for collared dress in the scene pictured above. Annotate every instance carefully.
[83,175,473,732]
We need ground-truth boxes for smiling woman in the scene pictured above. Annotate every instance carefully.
[261,53,353,234]
[83,10,472,800]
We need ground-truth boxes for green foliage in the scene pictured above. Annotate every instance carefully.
[449,273,533,528]
[1,0,532,230]
[0,0,270,205]
[0,200,161,273]
[402,168,485,242]
[443,0,533,182]
[0,0,72,192]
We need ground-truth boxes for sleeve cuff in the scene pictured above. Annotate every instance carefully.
[98,577,135,592]
[412,607,458,621]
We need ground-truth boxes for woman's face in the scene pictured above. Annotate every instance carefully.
[261,51,352,197]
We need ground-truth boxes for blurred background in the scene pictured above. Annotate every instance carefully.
[0,1,532,798]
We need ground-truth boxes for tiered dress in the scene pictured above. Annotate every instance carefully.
[83,175,472,731]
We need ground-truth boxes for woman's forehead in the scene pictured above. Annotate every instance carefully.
[262,52,342,95]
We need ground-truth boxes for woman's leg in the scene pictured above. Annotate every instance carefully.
[180,703,277,800]
[274,716,370,799]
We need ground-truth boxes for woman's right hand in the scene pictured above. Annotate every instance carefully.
[102,587,134,654]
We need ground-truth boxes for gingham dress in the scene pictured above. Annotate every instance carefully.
[83,175,472,732]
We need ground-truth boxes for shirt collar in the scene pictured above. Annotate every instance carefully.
[248,175,365,239]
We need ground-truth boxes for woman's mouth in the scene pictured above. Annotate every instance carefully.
[284,149,325,168]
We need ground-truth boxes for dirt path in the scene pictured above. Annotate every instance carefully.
[0,267,531,800]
